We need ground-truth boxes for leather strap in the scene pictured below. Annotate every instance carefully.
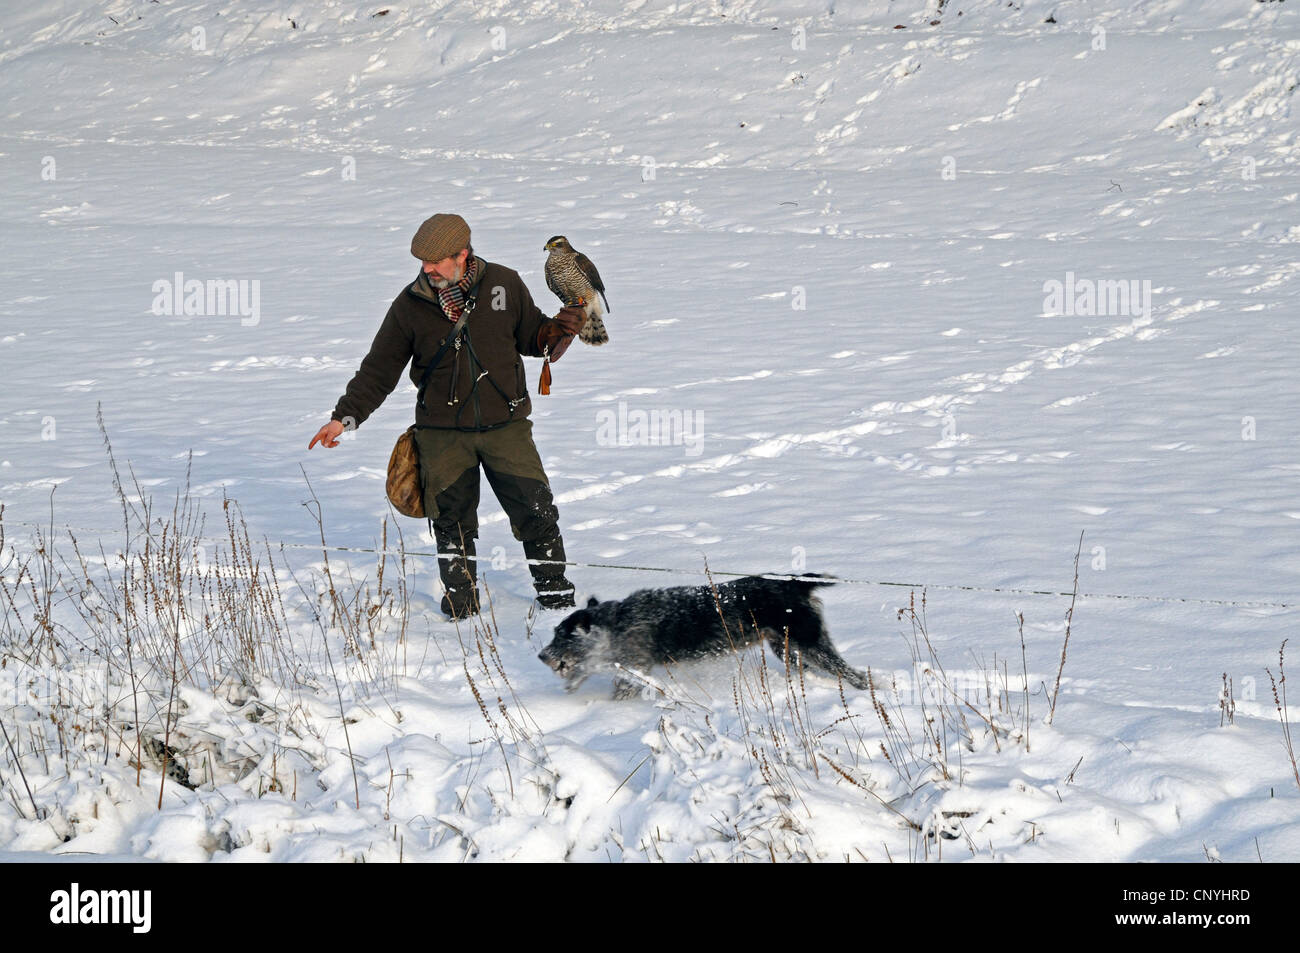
[415,302,473,410]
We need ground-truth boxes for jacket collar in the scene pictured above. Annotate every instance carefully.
[408,256,488,305]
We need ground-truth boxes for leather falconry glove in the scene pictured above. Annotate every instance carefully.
[551,305,587,335]
[536,306,586,394]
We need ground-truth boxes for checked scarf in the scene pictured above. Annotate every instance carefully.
[433,256,482,322]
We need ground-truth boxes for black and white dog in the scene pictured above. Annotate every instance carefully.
[538,575,869,699]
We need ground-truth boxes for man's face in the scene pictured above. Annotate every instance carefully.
[423,248,469,288]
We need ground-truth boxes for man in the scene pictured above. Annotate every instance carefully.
[309,213,584,618]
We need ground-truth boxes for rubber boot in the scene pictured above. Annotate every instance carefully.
[437,535,480,619]
[524,537,576,610]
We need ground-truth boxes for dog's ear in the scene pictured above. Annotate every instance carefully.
[586,596,599,608]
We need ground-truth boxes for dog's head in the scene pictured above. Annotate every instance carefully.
[539,601,609,691]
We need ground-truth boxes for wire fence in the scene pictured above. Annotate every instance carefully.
[5,518,1293,611]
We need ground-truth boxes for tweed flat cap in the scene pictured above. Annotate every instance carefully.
[411,213,471,261]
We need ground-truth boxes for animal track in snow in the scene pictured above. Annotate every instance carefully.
[947,77,1043,130]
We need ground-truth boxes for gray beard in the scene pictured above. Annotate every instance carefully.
[429,266,464,290]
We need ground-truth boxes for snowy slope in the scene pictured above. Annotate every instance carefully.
[1,0,1298,861]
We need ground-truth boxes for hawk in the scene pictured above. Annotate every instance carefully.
[543,236,610,345]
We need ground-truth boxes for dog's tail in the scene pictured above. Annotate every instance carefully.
[749,572,837,593]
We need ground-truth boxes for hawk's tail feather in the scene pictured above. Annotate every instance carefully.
[580,316,609,346]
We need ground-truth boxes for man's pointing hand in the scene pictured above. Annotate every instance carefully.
[309,420,346,449]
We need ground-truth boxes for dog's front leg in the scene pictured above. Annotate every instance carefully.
[611,677,640,700]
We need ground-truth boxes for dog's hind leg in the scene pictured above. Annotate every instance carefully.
[766,616,870,691]
[759,603,873,691]
[794,644,870,690]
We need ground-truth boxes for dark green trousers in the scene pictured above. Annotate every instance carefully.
[413,419,572,607]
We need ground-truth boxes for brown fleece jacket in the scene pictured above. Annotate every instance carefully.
[331,259,555,432]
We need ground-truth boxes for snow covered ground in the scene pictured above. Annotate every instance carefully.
[1,0,1298,861]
